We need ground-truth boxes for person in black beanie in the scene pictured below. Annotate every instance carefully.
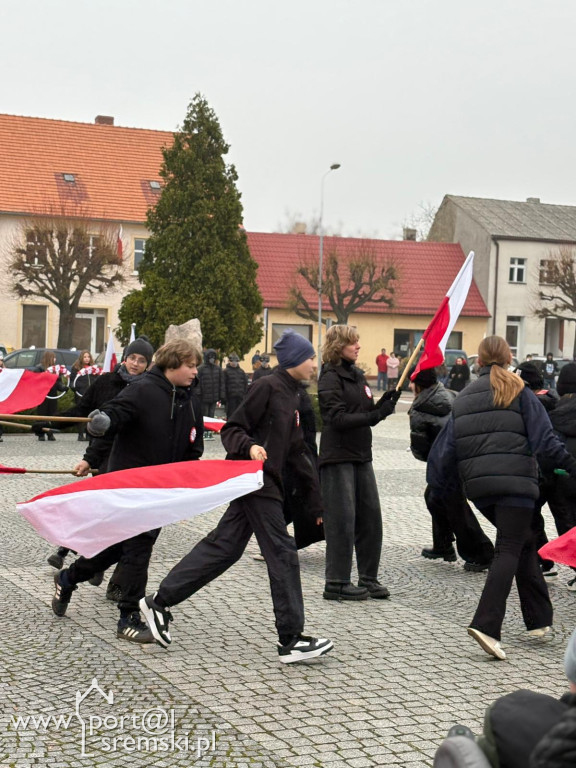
[318,324,399,601]
[409,366,494,570]
[139,329,333,663]
[223,354,248,418]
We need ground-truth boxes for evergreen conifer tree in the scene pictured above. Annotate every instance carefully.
[118,94,262,351]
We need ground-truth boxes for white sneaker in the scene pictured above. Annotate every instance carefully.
[527,626,552,638]
[277,635,333,664]
[467,627,506,660]
[542,569,559,583]
[567,576,576,591]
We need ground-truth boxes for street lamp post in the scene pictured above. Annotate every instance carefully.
[317,163,341,364]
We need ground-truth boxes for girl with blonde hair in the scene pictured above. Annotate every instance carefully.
[428,336,576,660]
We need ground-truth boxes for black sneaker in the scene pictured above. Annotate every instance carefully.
[278,635,333,664]
[358,579,390,599]
[323,582,369,601]
[117,612,154,644]
[47,551,64,569]
[106,582,122,602]
[421,546,457,562]
[139,594,173,648]
[89,571,104,587]
[51,571,76,616]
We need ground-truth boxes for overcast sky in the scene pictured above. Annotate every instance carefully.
[2,0,575,239]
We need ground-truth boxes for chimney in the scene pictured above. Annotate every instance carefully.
[291,222,307,235]
[403,227,417,241]
[95,115,114,126]
[526,197,540,204]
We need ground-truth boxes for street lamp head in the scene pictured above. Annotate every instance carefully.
[330,163,341,170]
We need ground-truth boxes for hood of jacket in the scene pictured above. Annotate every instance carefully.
[409,382,455,417]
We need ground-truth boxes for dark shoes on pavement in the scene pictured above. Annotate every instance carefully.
[52,570,77,616]
[463,561,491,572]
[117,612,154,644]
[106,582,123,602]
[323,582,369,601]
[47,550,65,569]
[421,546,457,562]
[140,594,173,648]
[278,634,334,664]
[358,579,390,599]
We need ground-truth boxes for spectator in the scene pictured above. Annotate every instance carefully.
[197,349,224,439]
[447,357,470,392]
[386,351,400,391]
[251,349,262,371]
[375,348,389,391]
[543,352,559,389]
[223,354,248,418]
[252,354,273,382]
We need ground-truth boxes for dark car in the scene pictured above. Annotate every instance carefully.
[3,347,79,370]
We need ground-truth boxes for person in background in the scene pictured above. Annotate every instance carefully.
[197,349,224,439]
[35,350,67,441]
[543,352,559,390]
[70,350,96,441]
[447,356,470,392]
[428,335,576,661]
[252,354,273,382]
[386,351,400,391]
[375,348,389,391]
[251,349,262,371]
[223,354,248,418]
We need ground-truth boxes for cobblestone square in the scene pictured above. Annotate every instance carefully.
[1,401,575,766]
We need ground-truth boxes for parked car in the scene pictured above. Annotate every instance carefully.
[2,347,79,370]
[445,349,468,368]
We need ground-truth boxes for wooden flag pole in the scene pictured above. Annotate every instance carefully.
[0,467,98,475]
[0,414,92,423]
[395,338,425,392]
[0,420,57,432]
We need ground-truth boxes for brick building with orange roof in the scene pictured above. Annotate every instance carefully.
[0,112,490,373]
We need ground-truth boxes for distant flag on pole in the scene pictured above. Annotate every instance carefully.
[102,329,117,373]
[129,323,136,343]
[117,225,123,258]
[411,251,475,380]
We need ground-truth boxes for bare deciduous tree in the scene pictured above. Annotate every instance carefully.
[533,245,576,355]
[9,215,125,347]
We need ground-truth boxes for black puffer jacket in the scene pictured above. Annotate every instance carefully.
[318,358,389,467]
[252,365,273,382]
[409,383,455,462]
[224,364,248,401]
[530,693,576,768]
[221,368,321,515]
[197,356,224,403]
[100,366,203,471]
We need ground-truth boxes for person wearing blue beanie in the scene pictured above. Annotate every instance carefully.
[274,330,315,370]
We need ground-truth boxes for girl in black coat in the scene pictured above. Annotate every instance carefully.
[318,324,399,601]
[447,356,470,392]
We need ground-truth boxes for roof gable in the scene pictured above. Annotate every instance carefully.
[0,114,173,222]
[246,232,489,318]
[447,195,576,241]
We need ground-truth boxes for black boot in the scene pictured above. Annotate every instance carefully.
[323,582,369,601]
[47,431,56,442]
[421,546,457,562]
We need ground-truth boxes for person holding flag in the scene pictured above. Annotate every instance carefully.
[50,339,204,644]
[427,336,576,660]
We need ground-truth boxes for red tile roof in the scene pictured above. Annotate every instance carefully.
[246,232,490,317]
[0,114,173,222]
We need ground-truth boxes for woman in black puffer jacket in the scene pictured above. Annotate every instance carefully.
[318,324,399,601]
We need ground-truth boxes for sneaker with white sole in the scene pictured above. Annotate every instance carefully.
[277,634,334,664]
[117,612,155,644]
[467,627,506,660]
[567,576,576,591]
[542,568,558,583]
[527,626,552,638]
[51,570,77,617]
[139,594,173,648]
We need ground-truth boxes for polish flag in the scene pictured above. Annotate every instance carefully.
[204,416,226,432]
[411,251,475,380]
[0,369,57,414]
[129,323,136,343]
[539,529,576,568]
[117,225,123,258]
[102,329,117,373]
[18,460,263,558]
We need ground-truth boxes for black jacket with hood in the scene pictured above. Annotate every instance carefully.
[197,350,224,403]
[409,382,455,462]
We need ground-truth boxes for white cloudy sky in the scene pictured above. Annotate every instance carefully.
[2,0,575,238]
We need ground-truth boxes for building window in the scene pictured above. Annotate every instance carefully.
[539,259,556,285]
[134,238,147,271]
[393,329,424,358]
[509,257,526,283]
[22,305,47,348]
[506,316,522,358]
[271,323,312,347]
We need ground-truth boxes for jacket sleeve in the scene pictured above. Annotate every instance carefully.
[318,370,380,430]
[521,389,576,476]
[221,381,271,457]
[426,418,459,490]
[530,701,576,768]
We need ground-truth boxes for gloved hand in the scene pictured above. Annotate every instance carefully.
[379,389,401,404]
[87,409,111,437]
[32,422,51,436]
[377,389,401,418]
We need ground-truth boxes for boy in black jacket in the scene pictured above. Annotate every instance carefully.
[50,340,203,644]
[140,330,333,664]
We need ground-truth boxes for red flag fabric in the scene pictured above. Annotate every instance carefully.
[411,251,475,380]
[539,528,576,568]
[0,369,57,414]
[0,463,26,474]
[204,416,226,432]
[18,459,264,557]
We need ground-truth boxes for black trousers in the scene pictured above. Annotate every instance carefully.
[67,529,160,613]
[321,462,382,583]
[425,485,494,564]
[226,397,243,419]
[157,495,305,637]
[201,402,217,418]
[470,504,552,640]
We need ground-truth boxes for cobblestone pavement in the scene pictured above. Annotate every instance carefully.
[1,401,576,767]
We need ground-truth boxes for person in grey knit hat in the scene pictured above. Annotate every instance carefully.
[123,336,154,367]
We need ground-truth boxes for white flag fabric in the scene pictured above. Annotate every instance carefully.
[102,329,117,373]
[129,323,136,343]
[18,460,263,558]
[0,369,57,413]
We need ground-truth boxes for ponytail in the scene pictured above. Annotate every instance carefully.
[477,336,524,408]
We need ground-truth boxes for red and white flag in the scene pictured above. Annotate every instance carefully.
[117,225,123,258]
[18,460,263,558]
[539,529,576,569]
[0,369,57,414]
[102,329,117,373]
[129,323,136,343]
[204,416,227,432]
[411,251,475,380]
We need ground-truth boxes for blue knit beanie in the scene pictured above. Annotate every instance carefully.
[274,330,315,369]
